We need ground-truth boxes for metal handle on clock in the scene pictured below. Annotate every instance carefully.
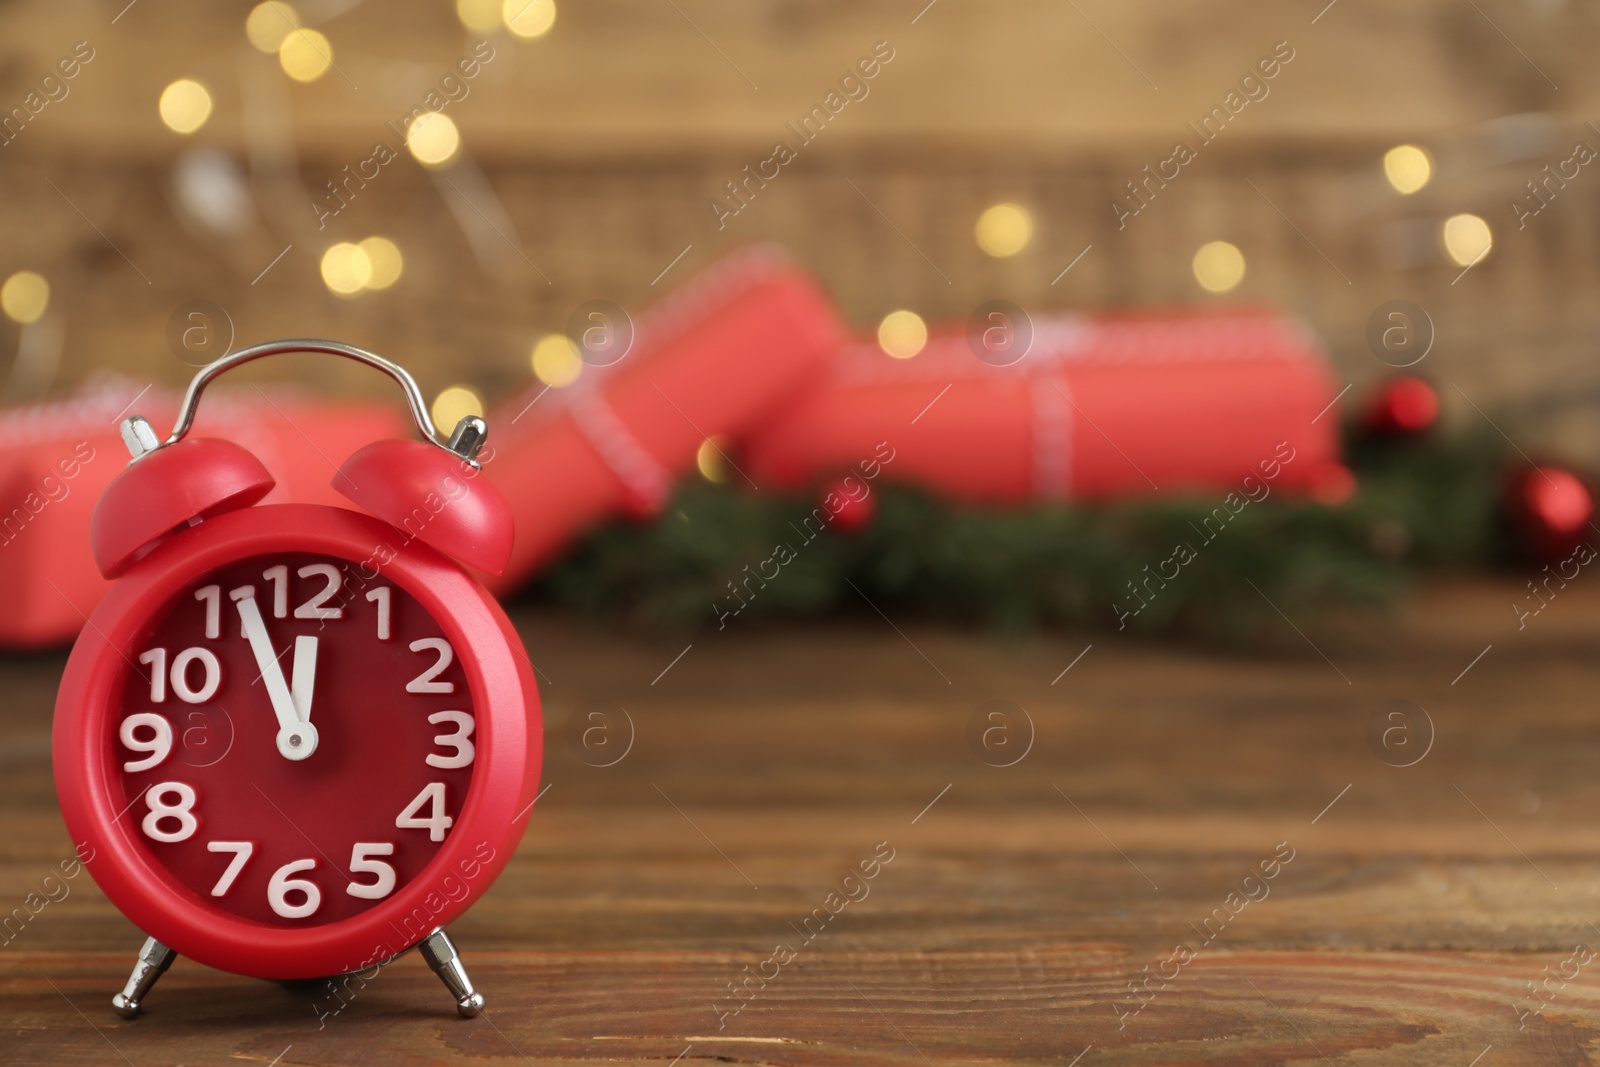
[157,338,486,465]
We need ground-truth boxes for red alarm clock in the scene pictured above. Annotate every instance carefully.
[52,340,542,1020]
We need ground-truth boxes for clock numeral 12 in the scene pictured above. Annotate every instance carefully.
[260,563,345,622]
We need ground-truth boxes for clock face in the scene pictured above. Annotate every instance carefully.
[110,551,476,929]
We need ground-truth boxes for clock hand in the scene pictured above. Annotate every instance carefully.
[289,636,318,722]
[230,585,319,761]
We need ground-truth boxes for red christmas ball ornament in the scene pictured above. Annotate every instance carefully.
[1363,375,1439,437]
[820,476,877,534]
[1509,465,1595,561]
[1308,462,1358,506]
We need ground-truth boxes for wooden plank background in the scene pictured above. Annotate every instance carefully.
[0,1,1598,462]
[3,577,1600,1064]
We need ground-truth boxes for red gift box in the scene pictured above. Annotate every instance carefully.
[480,246,844,592]
[0,377,403,648]
[744,307,1344,504]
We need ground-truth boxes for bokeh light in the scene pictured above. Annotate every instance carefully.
[503,0,557,39]
[279,28,333,83]
[531,334,583,387]
[0,272,49,324]
[877,310,927,359]
[975,203,1033,258]
[245,2,300,53]
[432,385,484,433]
[696,437,729,483]
[358,237,403,290]
[456,0,501,32]
[1192,240,1246,293]
[1442,213,1492,268]
[1527,467,1592,536]
[158,80,213,135]
[319,242,372,296]
[1383,144,1432,195]
[406,112,462,168]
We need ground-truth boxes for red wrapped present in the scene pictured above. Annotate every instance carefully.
[0,376,403,648]
[480,246,844,592]
[744,307,1344,505]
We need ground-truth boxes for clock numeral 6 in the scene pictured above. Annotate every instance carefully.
[267,859,321,919]
[141,782,198,843]
[396,782,453,842]
[137,647,222,705]
[119,713,173,772]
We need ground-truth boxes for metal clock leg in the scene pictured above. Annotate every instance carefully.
[111,936,177,1019]
[418,928,485,1018]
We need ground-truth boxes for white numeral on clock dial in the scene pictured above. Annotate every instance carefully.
[170,647,222,704]
[346,842,397,899]
[142,782,198,843]
[267,859,321,918]
[406,638,455,693]
[139,648,167,703]
[141,648,222,704]
[262,565,289,619]
[119,713,173,772]
[295,563,344,620]
[426,711,475,769]
[366,586,391,641]
[206,841,254,896]
[395,782,453,842]
[194,584,220,640]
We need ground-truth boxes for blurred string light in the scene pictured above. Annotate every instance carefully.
[406,112,462,168]
[1442,213,1492,268]
[456,0,501,32]
[503,0,557,39]
[173,148,254,237]
[279,27,333,82]
[1383,144,1432,195]
[696,437,729,483]
[530,333,582,387]
[246,2,300,52]
[877,309,927,359]
[320,242,371,296]
[432,385,484,432]
[1191,240,1245,293]
[358,237,403,289]
[319,238,402,296]
[975,203,1033,258]
[158,79,213,135]
[0,272,49,324]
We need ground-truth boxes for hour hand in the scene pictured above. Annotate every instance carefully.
[230,585,318,761]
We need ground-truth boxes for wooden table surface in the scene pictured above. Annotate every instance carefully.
[3,579,1599,1066]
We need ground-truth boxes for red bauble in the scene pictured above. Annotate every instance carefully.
[1308,462,1358,506]
[1508,465,1595,561]
[820,477,877,533]
[1363,375,1438,437]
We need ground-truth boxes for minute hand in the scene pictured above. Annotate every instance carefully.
[230,586,319,761]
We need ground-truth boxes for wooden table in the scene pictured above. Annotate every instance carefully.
[3,579,1598,1065]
